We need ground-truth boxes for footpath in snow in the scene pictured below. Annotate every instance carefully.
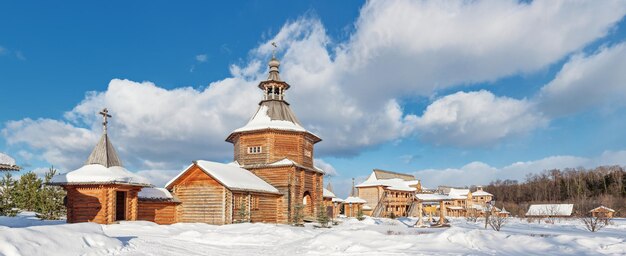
[1,213,625,256]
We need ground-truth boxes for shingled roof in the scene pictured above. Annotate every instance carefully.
[85,132,122,167]
[0,153,20,171]
[372,169,415,181]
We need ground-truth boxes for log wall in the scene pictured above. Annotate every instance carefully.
[234,131,316,169]
[63,184,142,224]
[137,200,179,224]
[170,165,227,225]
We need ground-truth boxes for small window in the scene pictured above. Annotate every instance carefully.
[247,146,262,154]
[251,196,260,210]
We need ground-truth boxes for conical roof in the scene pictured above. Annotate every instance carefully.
[49,109,150,187]
[326,182,334,193]
[85,133,122,167]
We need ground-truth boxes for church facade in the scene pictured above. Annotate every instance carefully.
[53,54,325,225]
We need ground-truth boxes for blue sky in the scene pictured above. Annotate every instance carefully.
[2,1,626,198]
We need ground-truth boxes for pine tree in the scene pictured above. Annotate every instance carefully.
[37,167,66,220]
[13,172,42,211]
[292,204,304,226]
[316,204,330,228]
[237,197,249,223]
[0,173,18,216]
[357,208,365,221]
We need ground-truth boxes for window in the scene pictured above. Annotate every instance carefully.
[251,196,259,210]
[247,146,262,154]
[304,150,311,157]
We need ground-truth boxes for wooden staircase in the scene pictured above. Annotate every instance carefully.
[407,200,420,217]
[371,192,387,217]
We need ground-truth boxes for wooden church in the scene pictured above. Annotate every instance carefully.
[53,52,326,225]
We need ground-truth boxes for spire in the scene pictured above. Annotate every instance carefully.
[326,182,334,193]
[85,108,122,167]
[267,42,281,81]
[349,178,357,197]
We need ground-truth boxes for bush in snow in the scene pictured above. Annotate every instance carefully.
[580,214,611,232]
[0,173,18,216]
[488,214,507,231]
[356,209,365,221]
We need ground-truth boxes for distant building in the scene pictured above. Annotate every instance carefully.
[0,153,20,171]
[590,206,615,218]
[344,179,366,217]
[525,204,574,218]
[356,169,422,218]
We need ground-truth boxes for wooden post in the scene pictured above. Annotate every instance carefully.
[439,200,446,225]
[416,202,424,227]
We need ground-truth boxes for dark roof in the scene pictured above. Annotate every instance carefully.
[373,169,415,181]
[85,133,122,167]
[0,164,20,171]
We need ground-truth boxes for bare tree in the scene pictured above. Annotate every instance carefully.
[466,209,479,223]
[580,214,611,232]
[488,214,507,231]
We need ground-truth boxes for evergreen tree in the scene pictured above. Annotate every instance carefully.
[13,172,41,211]
[356,208,365,221]
[316,204,330,228]
[0,173,18,216]
[292,204,304,226]
[37,167,66,220]
[237,197,249,223]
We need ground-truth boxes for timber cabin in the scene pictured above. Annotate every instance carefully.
[49,109,159,224]
[356,169,423,218]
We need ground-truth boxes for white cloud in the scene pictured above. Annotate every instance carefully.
[3,0,626,171]
[314,159,338,176]
[414,150,626,188]
[538,42,626,116]
[195,54,208,62]
[407,90,547,146]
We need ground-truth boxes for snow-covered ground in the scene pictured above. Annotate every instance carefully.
[1,213,625,256]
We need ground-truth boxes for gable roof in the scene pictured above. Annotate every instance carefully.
[372,169,415,181]
[166,160,279,194]
[526,204,573,217]
[448,188,471,199]
[323,188,336,198]
[590,206,615,213]
[356,178,417,192]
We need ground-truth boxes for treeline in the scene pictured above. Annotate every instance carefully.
[0,168,66,219]
[485,166,626,217]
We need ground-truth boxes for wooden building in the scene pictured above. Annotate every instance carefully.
[223,53,325,223]
[356,169,422,218]
[0,153,20,171]
[137,188,181,225]
[590,206,615,218]
[526,204,574,218]
[323,182,341,219]
[165,161,281,224]
[50,109,152,224]
[343,179,366,218]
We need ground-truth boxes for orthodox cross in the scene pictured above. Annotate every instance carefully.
[271,42,277,58]
[99,108,112,133]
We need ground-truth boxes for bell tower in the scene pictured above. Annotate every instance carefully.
[225,47,324,223]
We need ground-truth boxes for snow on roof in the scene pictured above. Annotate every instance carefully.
[50,164,152,186]
[447,188,470,199]
[472,190,493,196]
[0,153,16,166]
[323,188,336,198]
[447,206,464,210]
[415,193,453,202]
[138,188,175,200]
[590,206,615,212]
[362,205,372,210]
[167,160,279,194]
[232,104,306,133]
[356,178,416,192]
[526,204,573,217]
[332,197,344,203]
[500,207,510,214]
[344,196,366,204]
[264,158,324,174]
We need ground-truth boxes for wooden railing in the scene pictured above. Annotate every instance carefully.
[371,192,387,217]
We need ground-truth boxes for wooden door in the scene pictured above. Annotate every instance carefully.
[116,191,126,221]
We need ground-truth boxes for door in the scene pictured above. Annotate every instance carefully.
[116,191,126,221]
